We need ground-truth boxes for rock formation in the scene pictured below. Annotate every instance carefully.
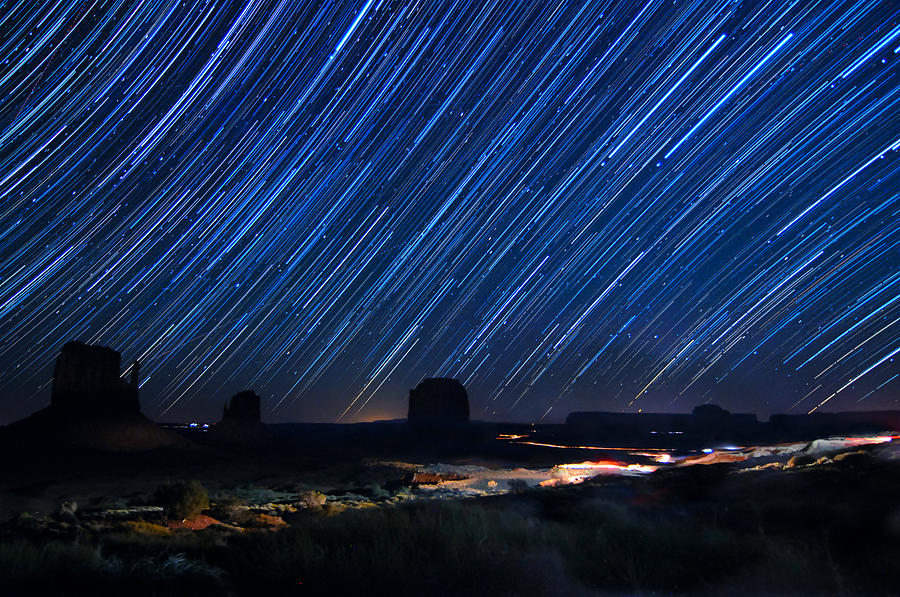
[51,341,139,416]
[0,341,189,454]
[692,403,732,420]
[566,404,900,445]
[769,410,900,439]
[565,405,759,445]
[407,378,469,427]
[221,390,261,425]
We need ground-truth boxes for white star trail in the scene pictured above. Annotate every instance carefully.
[0,0,897,423]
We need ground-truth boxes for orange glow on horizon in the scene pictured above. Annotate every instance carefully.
[513,440,669,452]
[555,460,658,473]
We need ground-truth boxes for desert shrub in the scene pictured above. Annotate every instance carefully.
[0,537,229,595]
[154,480,209,521]
[209,495,251,525]
[95,496,129,510]
[833,450,875,468]
[295,489,327,508]
[0,540,104,584]
[786,453,816,468]
[127,493,153,507]
[14,511,42,530]
[714,537,841,596]
[228,486,295,504]
[507,479,529,494]
[114,552,226,585]
[102,525,219,555]
[56,499,78,520]
[365,483,390,499]
[320,502,346,516]
[560,503,764,592]
[222,501,568,596]
[124,521,171,536]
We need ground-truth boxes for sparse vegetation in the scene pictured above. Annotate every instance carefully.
[123,520,171,536]
[3,459,900,597]
[0,540,106,591]
[2,444,899,596]
[507,478,529,493]
[295,489,327,509]
[210,495,251,525]
[55,499,77,521]
[154,480,209,521]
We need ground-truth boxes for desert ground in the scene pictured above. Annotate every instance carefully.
[2,419,899,596]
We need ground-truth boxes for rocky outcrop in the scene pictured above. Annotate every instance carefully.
[410,471,470,485]
[0,342,189,454]
[51,341,139,416]
[407,378,469,427]
[692,403,732,420]
[769,411,900,439]
[221,390,261,425]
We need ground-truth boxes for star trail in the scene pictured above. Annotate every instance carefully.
[0,0,898,423]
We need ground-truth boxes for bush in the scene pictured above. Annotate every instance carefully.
[14,512,42,530]
[154,481,209,521]
[295,489,326,509]
[0,540,104,584]
[221,501,567,596]
[211,496,251,525]
[95,497,129,511]
[123,521,171,536]
[507,479,529,494]
[56,499,78,521]
[365,483,390,499]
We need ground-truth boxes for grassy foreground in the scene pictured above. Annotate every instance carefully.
[2,453,900,596]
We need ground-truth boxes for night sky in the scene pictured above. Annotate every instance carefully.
[0,0,898,424]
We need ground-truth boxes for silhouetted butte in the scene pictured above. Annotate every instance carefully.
[51,341,139,416]
[407,378,469,427]
[221,390,262,425]
[1,341,185,454]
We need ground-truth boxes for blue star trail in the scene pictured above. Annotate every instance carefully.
[0,0,897,423]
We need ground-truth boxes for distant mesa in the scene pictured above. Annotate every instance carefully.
[769,410,900,438]
[407,378,469,427]
[566,405,759,444]
[691,403,731,420]
[566,403,758,430]
[221,390,262,425]
[566,403,900,444]
[51,340,139,416]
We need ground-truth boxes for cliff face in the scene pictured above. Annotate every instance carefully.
[221,390,261,425]
[407,378,469,427]
[0,341,189,454]
[51,341,139,416]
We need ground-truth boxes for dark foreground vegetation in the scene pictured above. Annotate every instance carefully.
[2,447,899,597]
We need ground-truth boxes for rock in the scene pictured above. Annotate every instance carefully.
[221,390,261,424]
[786,453,815,468]
[166,514,222,531]
[295,490,327,509]
[0,343,190,455]
[51,341,139,416]
[407,378,469,427]
[56,499,78,521]
[15,511,45,531]
[692,403,731,420]
[124,521,171,536]
[507,479,529,493]
[250,512,286,529]
[410,471,469,485]
[833,450,874,467]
